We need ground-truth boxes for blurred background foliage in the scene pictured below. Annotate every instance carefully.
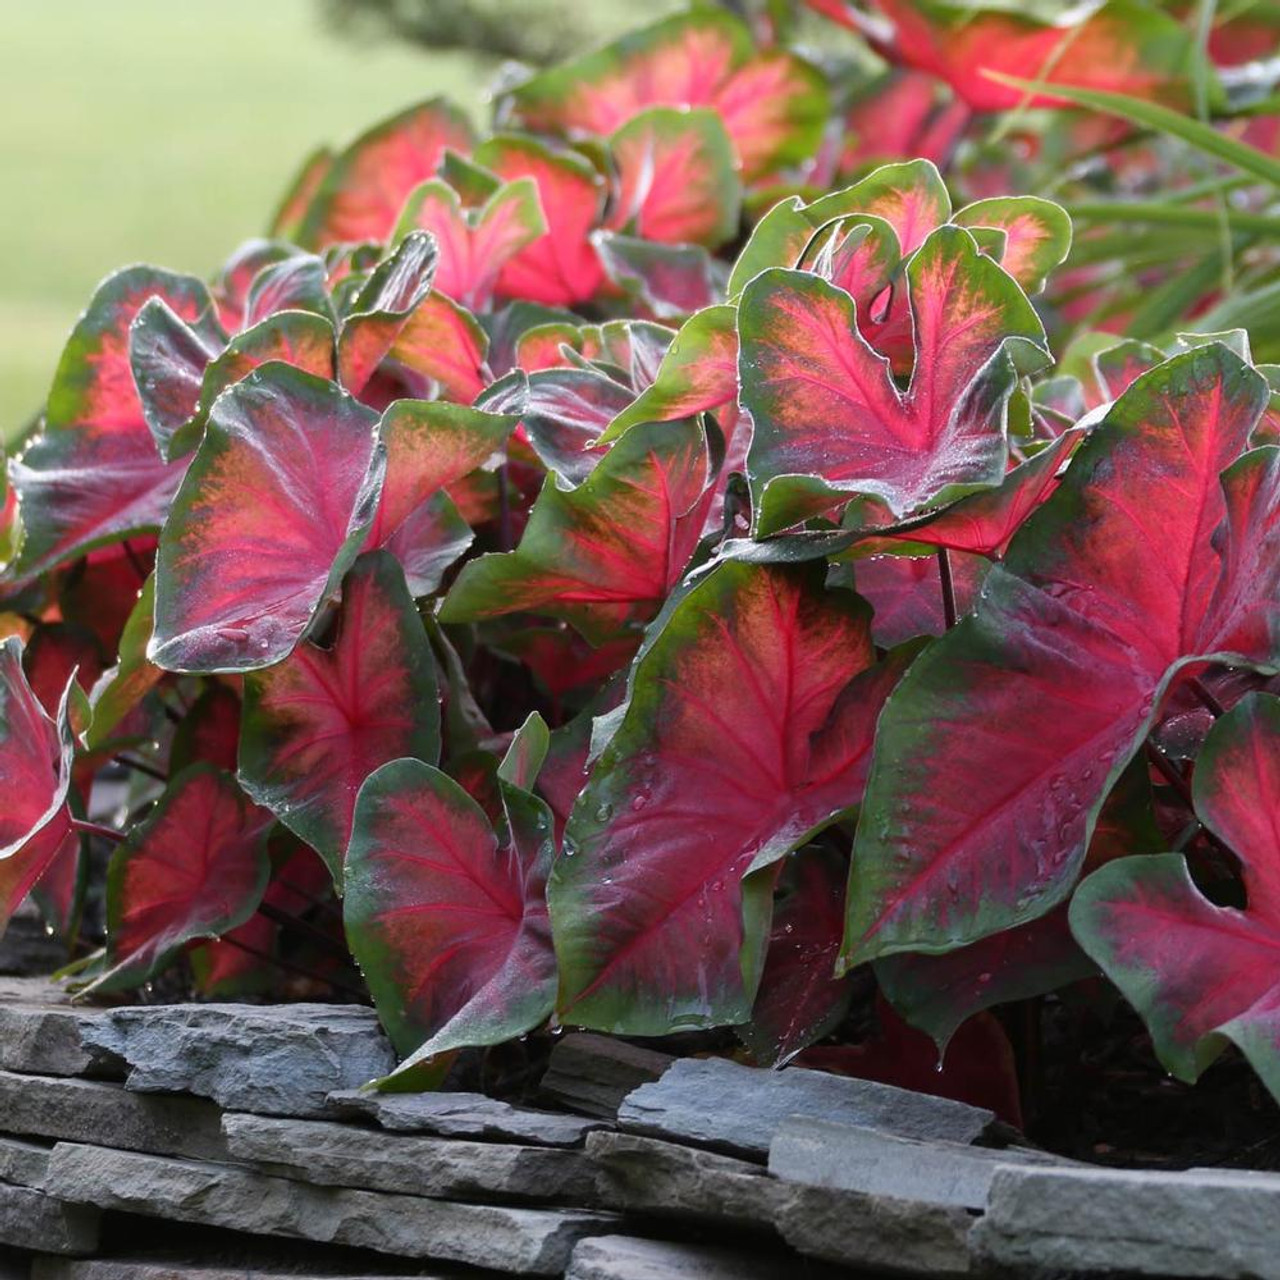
[0,0,677,438]
[2,0,1276,439]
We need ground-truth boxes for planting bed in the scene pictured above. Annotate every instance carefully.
[2,3,1280,1275]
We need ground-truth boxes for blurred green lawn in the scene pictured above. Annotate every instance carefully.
[0,0,647,441]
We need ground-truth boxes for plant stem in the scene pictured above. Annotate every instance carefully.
[258,901,351,959]
[70,817,125,845]
[1189,677,1226,717]
[1144,740,1195,808]
[1145,741,1236,862]
[276,878,342,921]
[112,754,167,783]
[937,548,958,630]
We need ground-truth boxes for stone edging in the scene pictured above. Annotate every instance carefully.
[0,979,1277,1279]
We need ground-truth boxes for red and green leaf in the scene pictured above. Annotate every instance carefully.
[1072,693,1280,1103]
[607,107,741,249]
[390,293,490,404]
[441,419,716,644]
[337,231,438,394]
[877,757,1164,1049]
[477,368,630,485]
[593,234,727,322]
[953,197,1072,294]
[548,562,905,1035]
[476,136,608,309]
[879,429,1084,558]
[297,100,476,248]
[171,684,242,776]
[150,364,384,674]
[843,345,1276,967]
[180,311,338,460]
[393,177,546,310]
[343,740,557,1067]
[738,845,854,1068]
[190,845,331,997]
[0,638,76,936]
[824,0,1211,113]
[851,551,989,648]
[597,304,738,443]
[84,575,161,751]
[90,766,272,993]
[739,225,1047,535]
[10,268,215,577]
[270,147,334,242]
[239,552,440,885]
[506,10,827,180]
[128,297,228,461]
[365,399,516,595]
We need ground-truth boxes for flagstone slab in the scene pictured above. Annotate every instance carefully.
[223,1113,599,1205]
[43,1143,619,1275]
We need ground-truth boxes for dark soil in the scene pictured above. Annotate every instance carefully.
[1028,994,1280,1172]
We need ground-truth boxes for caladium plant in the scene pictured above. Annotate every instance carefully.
[2,0,1279,1125]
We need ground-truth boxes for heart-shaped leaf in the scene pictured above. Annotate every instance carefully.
[844,345,1276,966]
[344,730,557,1067]
[594,233,727,322]
[476,136,608,308]
[477,367,630,485]
[549,561,907,1034]
[739,225,1047,535]
[597,304,738,444]
[337,231,438,394]
[394,177,546,310]
[239,551,440,885]
[89,766,272,993]
[297,99,476,248]
[10,268,214,577]
[365,399,516,595]
[85,575,161,751]
[818,0,1211,113]
[129,297,228,461]
[150,364,384,674]
[877,756,1163,1049]
[607,107,741,249]
[738,845,854,1068]
[506,10,827,180]
[391,293,491,404]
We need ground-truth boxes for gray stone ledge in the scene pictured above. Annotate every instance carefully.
[31,1262,475,1280]
[222,1112,600,1205]
[617,1056,994,1159]
[539,1035,673,1120]
[0,1135,53,1188]
[0,1182,99,1256]
[81,1004,395,1118]
[585,1131,786,1228]
[0,980,121,1079]
[564,1234,806,1279]
[0,1072,229,1161]
[328,1090,603,1148]
[973,1163,1280,1279]
[769,1115,1070,1210]
[43,1142,620,1275]
[774,1182,974,1277]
